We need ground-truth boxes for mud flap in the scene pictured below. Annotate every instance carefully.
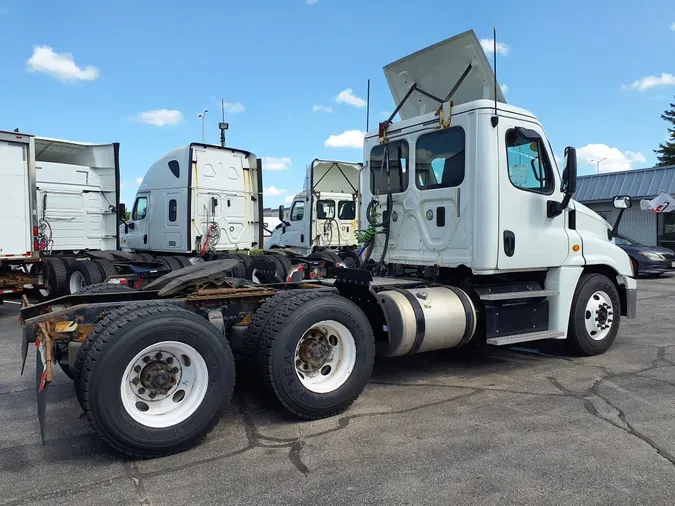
[35,338,49,444]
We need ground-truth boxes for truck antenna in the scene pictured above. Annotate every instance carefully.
[491,26,499,128]
[219,99,229,148]
[366,79,371,132]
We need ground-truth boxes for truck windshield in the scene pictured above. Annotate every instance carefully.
[338,201,356,220]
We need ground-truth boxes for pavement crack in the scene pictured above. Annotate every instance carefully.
[371,380,562,398]
[125,461,151,505]
[288,440,309,476]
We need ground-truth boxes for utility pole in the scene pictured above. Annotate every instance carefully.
[590,157,606,173]
[197,109,208,143]
[219,99,229,148]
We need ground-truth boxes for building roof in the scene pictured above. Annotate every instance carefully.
[574,165,675,203]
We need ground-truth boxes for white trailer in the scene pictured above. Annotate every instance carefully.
[266,159,362,266]
[21,30,637,459]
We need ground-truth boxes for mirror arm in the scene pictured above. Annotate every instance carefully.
[547,193,572,218]
[609,208,626,239]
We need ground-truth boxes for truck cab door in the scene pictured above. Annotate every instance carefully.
[122,194,150,251]
[283,199,307,248]
[497,119,570,269]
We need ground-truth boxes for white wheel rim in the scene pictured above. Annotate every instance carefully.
[120,341,209,428]
[38,273,50,297]
[294,320,356,394]
[69,271,85,294]
[251,268,262,284]
[584,290,614,341]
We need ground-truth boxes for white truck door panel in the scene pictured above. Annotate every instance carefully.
[164,193,183,250]
[124,194,150,250]
[0,141,32,256]
[497,119,570,269]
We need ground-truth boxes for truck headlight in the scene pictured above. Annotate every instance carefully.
[640,251,664,261]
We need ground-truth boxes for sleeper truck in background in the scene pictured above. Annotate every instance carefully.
[20,29,637,459]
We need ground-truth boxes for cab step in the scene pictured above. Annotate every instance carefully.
[486,330,565,346]
[479,289,559,301]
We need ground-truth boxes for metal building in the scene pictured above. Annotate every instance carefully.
[575,165,675,248]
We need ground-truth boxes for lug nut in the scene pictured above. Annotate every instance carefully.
[172,367,179,373]
[149,392,156,399]
[131,377,140,385]
[155,352,163,360]
[142,356,150,363]
[166,357,173,364]
[138,388,146,395]
[134,365,141,373]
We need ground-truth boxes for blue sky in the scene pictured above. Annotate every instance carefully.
[1,0,674,208]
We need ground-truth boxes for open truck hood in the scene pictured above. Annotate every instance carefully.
[384,29,506,120]
[304,159,361,196]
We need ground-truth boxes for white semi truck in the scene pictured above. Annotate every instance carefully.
[0,131,121,302]
[265,159,362,267]
[21,30,637,459]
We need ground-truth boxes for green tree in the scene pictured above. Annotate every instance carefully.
[655,97,675,167]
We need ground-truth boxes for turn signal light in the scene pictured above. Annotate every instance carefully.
[33,226,39,236]
[572,244,580,252]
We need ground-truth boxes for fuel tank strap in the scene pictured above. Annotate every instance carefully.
[390,287,426,354]
[445,286,476,347]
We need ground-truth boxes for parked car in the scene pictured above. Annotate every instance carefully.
[615,235,675,277]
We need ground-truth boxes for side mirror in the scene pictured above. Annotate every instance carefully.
[118,203,127,222]
[613,195,632,209]
[562,146,577,194]
[278,205,284,221]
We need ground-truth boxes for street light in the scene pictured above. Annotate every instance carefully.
[590,157,607,173]
[197,109,208,143]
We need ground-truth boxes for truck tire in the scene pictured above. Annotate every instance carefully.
[257,292,375,419]
[268,253,293,282]
[38,257,69,300]
[310,251,342,265]
[233,253,253,271]
[216,254,247,279]
[59,256,79,273]
[155,256,182,272]
[241,290,335,375]
[93,259,117,281]
[78,283,135,295]
[338,250,361,269]
[172,256,191,268]
[568,273,621,356]
[134,253,154,263]
[79,304,235,458]
[72,299,166,404]
[247,255,280,283]
[68,260,104,294]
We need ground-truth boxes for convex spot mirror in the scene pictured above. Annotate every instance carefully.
[613,195,632,209]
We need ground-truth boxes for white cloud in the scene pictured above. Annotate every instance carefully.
[670,22,675,30]
[312,104,333,113]
[577,143,647,173]
[222,102,245,113]
[480,39,510,55]
[285,195,295,203]
[263,157,292,171]
[335,88,367,108]
[27,45,99,82]
[134,109,183,126]
[324,130,365,149]
[501,84,509,94]
[623,73,675,91]
[135,177,143,185]
[264,185,287,197]
[306,0,318,4]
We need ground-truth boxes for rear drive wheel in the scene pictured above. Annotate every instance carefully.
[247,255,280,283]
[134,253,154,263]
[38,257,68,300]
[257,292,374,419]
[268,253,293,282]
[338,250,361,269]
[217,254,247,279]
[69,260,104,294]
[94,259,117,281]
[172,256,192,268]
[155,256,182,271]
[80,304,235,458]
[568,273,621,356]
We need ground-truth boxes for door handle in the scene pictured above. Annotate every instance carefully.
[503,230,515,257]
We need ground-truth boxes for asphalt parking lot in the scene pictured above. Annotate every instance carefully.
[0,278,674,506]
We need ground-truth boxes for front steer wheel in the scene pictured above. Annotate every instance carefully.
[79,304,235,458]
[568,273,621,356]
[257,292,375,420]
